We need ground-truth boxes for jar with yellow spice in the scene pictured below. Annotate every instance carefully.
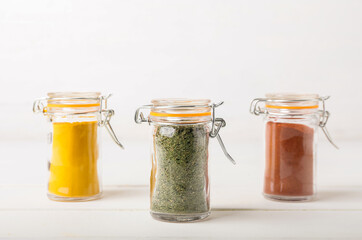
[33,92,123,201]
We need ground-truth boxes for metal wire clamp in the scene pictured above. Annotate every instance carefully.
[209,102,236,165]
[99,94,124,149]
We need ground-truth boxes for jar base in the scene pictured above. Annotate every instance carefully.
[47,192,103,202]
[150,211,210,223]
[263,193,314,202]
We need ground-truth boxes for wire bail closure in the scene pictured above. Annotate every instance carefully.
[99,94,124,149]
[134,104,152,124]
[33,98,46,114]
[134,101,236,165]
[249,96,338,149]
[209,102,236,165]
[33,94,124,149]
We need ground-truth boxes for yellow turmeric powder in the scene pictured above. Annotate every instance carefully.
[48,121,100,198]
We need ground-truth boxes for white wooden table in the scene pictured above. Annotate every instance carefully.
[1,140,361,239]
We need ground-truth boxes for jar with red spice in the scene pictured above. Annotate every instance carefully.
[250,94,337,201]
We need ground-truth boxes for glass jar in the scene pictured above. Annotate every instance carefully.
[250,93,337,201]
[135,99,235,222]
[33,92,123,201]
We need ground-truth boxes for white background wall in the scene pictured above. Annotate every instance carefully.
[1,0,361,143]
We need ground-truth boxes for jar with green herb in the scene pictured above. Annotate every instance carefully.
[135,99,235,222]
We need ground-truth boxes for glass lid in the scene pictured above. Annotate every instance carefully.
[149,98,212,123]
[265,93,320,109]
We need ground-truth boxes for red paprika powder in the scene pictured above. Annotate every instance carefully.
[264,122,314,198]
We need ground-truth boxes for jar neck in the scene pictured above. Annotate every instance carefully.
[149,115,211,124]
[49,112,99,123]
[266,107,319,117]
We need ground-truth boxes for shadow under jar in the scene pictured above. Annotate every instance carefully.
[135,99,235,222]
[250,93,337,201]
[33,92,123,202]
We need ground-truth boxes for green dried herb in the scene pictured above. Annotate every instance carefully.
[151,124,209,214]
